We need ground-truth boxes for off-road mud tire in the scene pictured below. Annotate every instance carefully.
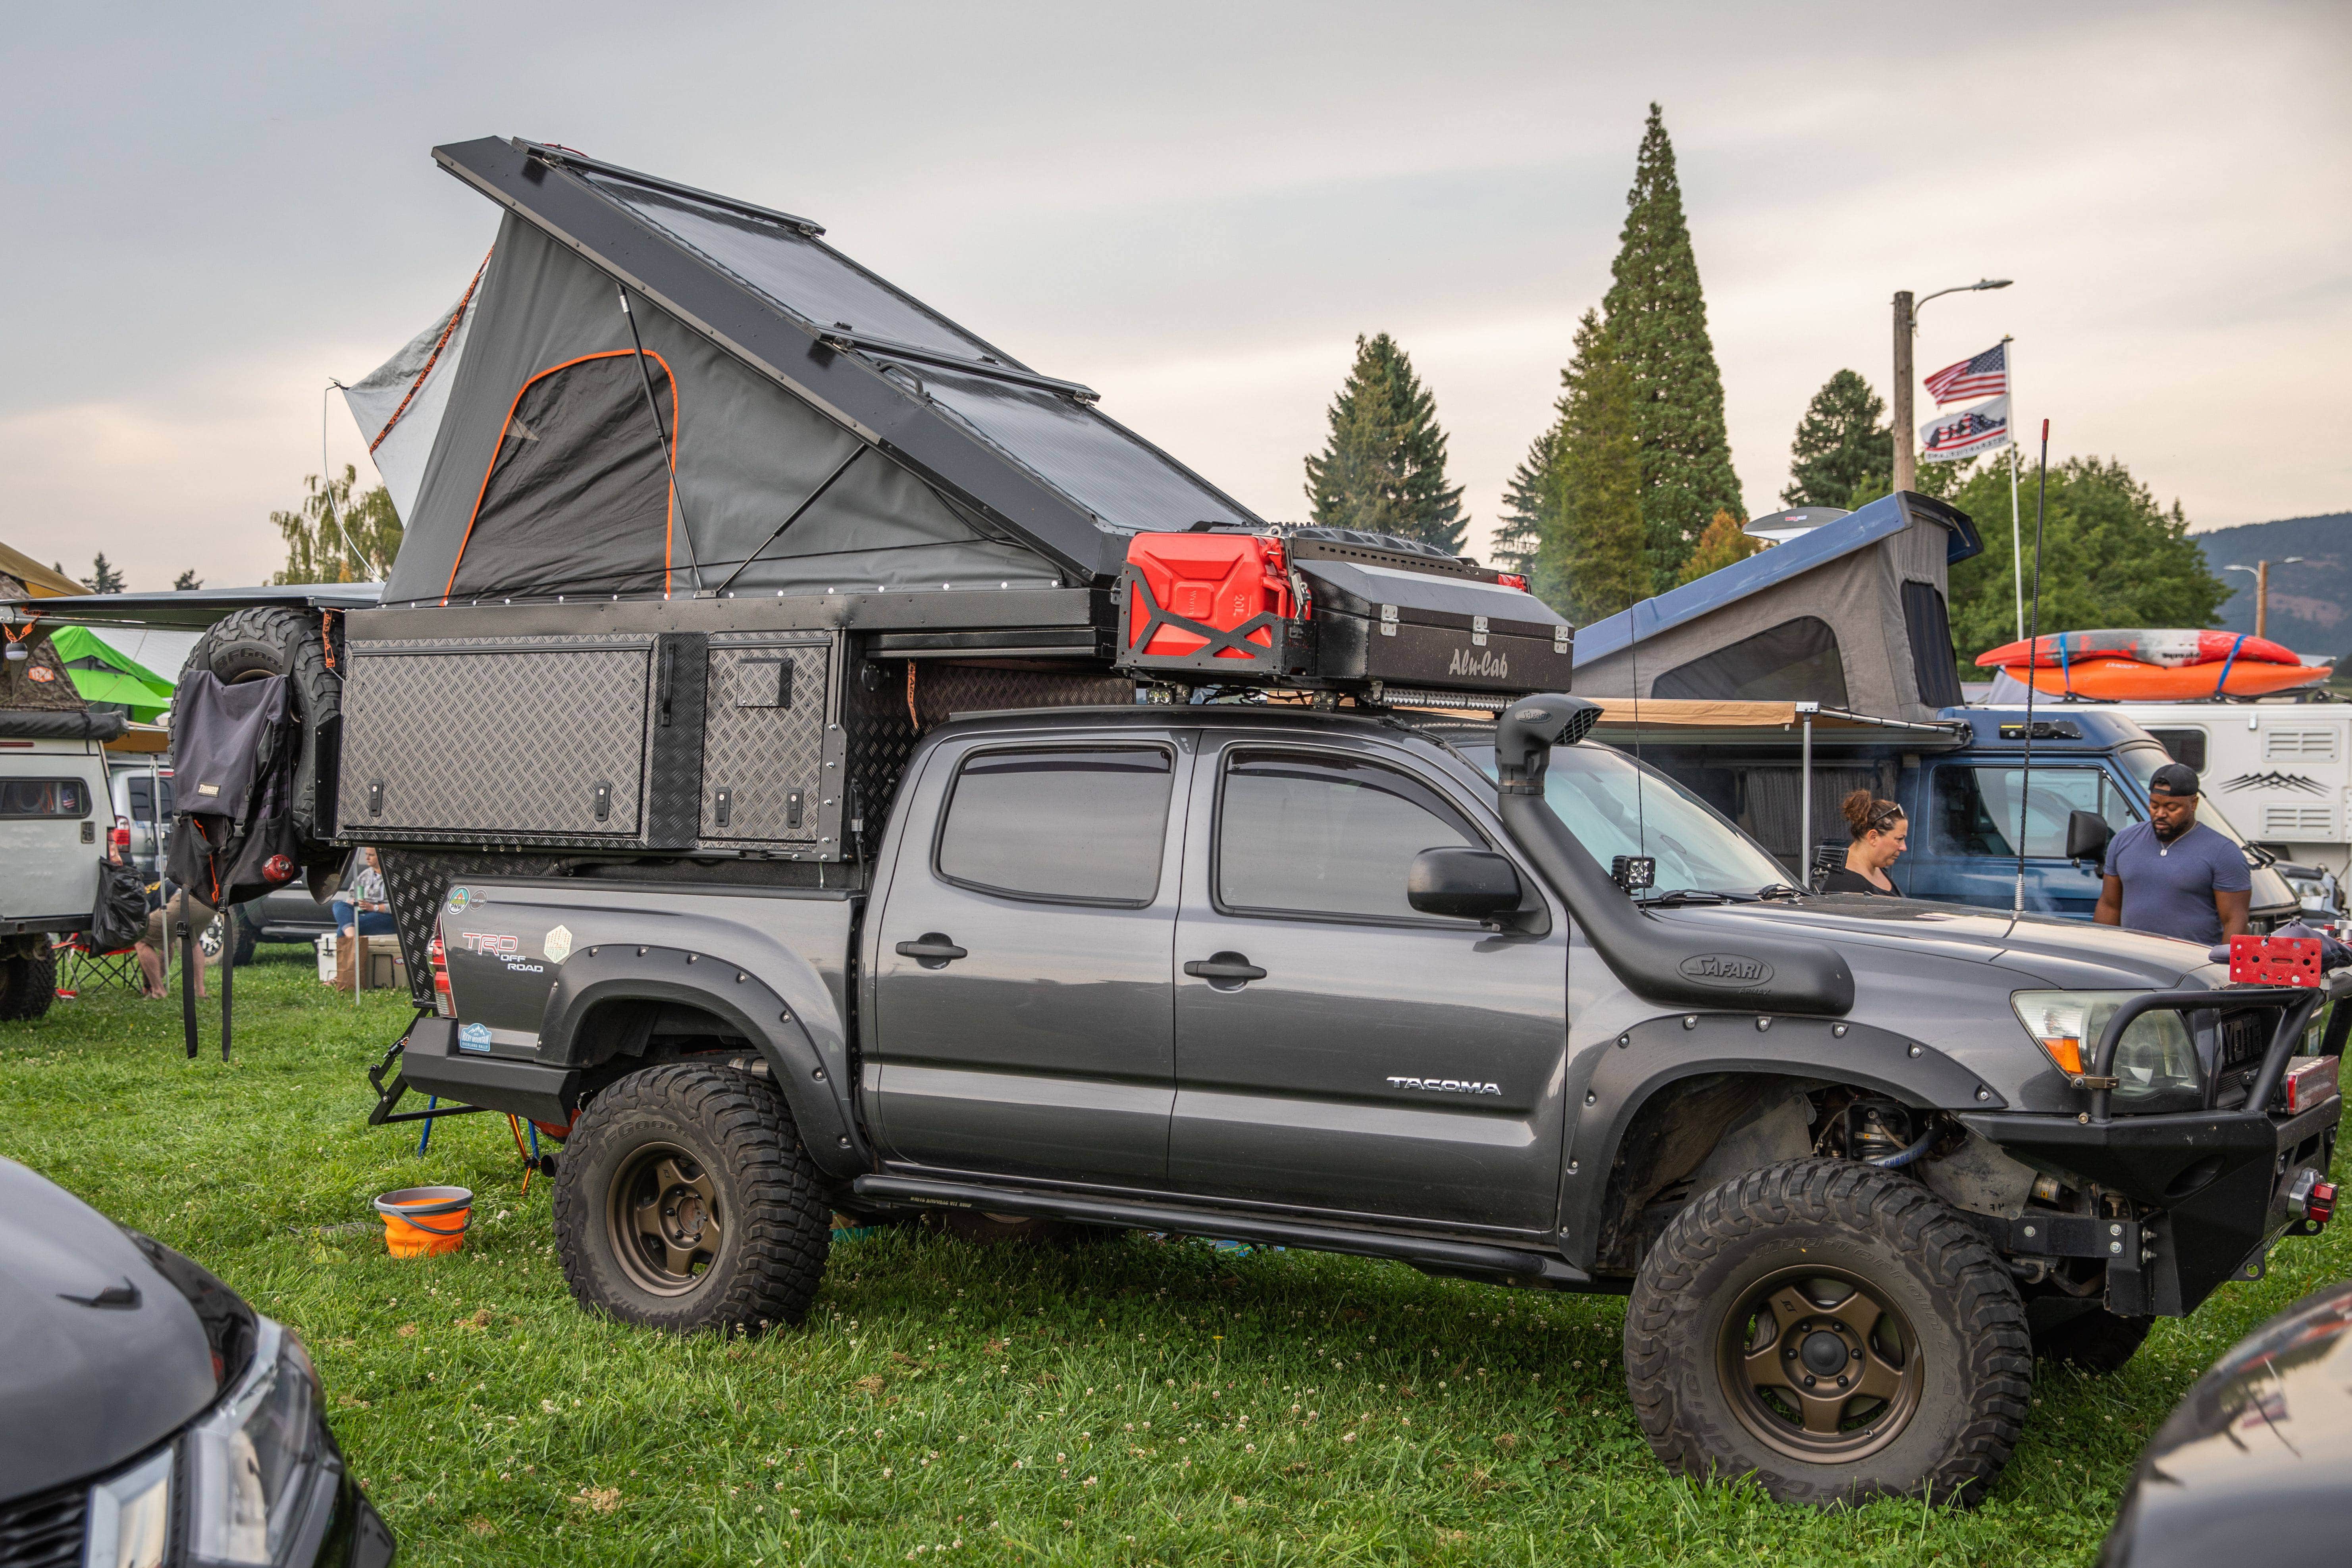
[184,605,341,850]
[2034,1308,2153,1373]
[553,1062,831,1335]
[0,945,58,1021]
[1624,1159,2031,1508]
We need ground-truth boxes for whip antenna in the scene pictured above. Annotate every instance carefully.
[2010,419,2051,928]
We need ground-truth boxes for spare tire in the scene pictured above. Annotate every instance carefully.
[180,605,342,852]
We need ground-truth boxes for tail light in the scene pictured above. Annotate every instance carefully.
[429,933,453,1017]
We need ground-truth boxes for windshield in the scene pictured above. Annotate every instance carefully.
[1458,740,1791,899]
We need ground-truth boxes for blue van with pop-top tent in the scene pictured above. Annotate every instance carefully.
[1567,493,2300,925]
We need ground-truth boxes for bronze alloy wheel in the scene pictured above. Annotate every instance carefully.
[607,1142,724,1296]
[1718,1265,1924,1462]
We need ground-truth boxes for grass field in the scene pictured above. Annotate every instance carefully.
[4,948,2343,1566]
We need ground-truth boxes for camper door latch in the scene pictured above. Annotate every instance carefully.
[1472,615,1490,648]
[1380,604,1398,638]
[1553,624,1571,653]
[713,787,732,828]
[593,781,612,823]
[788,789,805,828]
[367,780,385,817]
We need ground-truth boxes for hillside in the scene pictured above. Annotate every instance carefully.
[2192,511,2352,659]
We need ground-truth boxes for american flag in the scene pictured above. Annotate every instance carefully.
[1924,342,2008,405]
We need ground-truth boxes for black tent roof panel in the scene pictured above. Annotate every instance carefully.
[434,138,1262,584]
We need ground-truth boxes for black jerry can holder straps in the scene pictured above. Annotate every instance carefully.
[1112,565,1314,679]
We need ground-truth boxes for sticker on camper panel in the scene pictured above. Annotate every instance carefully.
[543,925,573,964]
[457,1022,493,1053]
[445,887,472,913]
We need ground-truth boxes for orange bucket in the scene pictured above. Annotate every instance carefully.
[374,1185,473,1258]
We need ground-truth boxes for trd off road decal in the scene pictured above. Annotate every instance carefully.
[457,929,545,975]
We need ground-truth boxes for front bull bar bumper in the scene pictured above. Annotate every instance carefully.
[1960,981,2344,1318]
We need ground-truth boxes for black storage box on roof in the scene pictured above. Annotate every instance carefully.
[1115,526,1573,697]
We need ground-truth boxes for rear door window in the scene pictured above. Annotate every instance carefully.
[0,778,93,819]
[936,747,1173,905]
[1215,750,1481,922]
[1930,766,2136,858]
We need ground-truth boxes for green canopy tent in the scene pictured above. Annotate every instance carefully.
[49,624,176,722]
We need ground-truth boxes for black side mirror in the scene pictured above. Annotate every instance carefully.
[2065,809,2112,864]
[1408,846,1526,924]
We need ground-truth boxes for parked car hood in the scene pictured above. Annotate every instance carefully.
[2103,1279,2352,1566]
[1656,897,2214,991]
[0,1159,221,1502]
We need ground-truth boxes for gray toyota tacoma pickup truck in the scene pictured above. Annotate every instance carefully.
[389,693,2344,1508]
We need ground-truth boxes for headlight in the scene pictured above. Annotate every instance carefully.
[85,1448,172,1568]
[2012,990,2203,1112]
[186,1319,325,1566]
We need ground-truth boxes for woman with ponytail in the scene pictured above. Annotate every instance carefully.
[1819,788,1907,896]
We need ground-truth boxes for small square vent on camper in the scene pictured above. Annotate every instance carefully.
[1115,527,1573,695]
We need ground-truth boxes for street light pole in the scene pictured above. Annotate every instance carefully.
[1893,292,1915,493]
[1891,278,2013,495]
[2225,558,2306,641]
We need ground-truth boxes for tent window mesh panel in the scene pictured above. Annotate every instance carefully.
[1902,580,1964,709]
[449,353,680,601]
[1653,616,1849,706]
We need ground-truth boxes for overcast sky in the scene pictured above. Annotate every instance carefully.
[4,1,2346,589]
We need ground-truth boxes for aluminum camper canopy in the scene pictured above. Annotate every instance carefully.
[1572,491,1983,726]
[376,139,1265,610]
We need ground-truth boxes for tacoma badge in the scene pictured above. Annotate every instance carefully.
[1387,1075,1503,1095]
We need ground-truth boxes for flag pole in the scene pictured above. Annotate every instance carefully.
[2004,337,2024,640]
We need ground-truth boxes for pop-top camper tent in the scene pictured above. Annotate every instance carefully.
[1570,492,1982,726]
[360,139,1264,604]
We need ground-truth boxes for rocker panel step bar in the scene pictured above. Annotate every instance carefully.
[851,1173,1591,1287]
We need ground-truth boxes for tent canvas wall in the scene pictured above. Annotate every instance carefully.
[1570,491,1982,726]
[375,139,1264,607]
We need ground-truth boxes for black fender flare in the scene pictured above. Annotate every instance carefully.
[537,942,868,1179]
[1556,1012,2005,1270]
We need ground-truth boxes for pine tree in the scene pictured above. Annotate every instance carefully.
[1601,104,1744,591]
[1490,428,1559,576]
[1302,333,1468,553]
[1676,508,1759,586]
[1535,312,1649,624]
[83,554,125,593]
[172,570,203,591]
[1782,370,1888,509]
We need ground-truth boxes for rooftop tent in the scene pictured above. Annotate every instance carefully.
[382,139,1265,606]
[341,256,486,523]
[1571,491,1983,725]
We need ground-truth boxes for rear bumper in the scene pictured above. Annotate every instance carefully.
[1962,1095,2342,1316]
[393,1016,579,1124]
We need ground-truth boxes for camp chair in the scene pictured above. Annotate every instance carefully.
[52,933,143,999]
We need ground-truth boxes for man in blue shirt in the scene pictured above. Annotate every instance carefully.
[2095,761,2252,944]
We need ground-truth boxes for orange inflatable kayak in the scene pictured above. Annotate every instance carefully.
[2002,656,2332,700]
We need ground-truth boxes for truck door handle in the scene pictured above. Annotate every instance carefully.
[1184,952,1267,984]
[895,934,968,967]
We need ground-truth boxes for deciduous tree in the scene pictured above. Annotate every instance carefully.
[272,465,402,584]
[1946,455,2227,662]
[1676,508,1759,586]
